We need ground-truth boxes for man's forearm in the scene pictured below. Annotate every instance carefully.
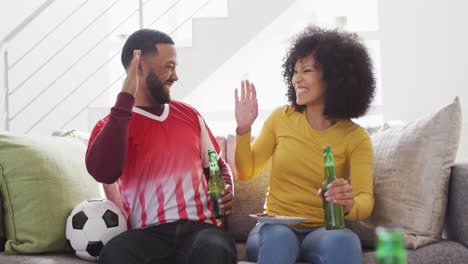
[219,157,233,187]
[86,92,134,184]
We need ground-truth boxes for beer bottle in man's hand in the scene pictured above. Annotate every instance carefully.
[208,149,226,219]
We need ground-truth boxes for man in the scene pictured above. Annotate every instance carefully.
[86,29,237,264]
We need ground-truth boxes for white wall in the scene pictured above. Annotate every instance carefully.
[378,0,468,161]
[0,45,5,130]
[2,0,467,161]
[0,0,137,134]
[185,0,468,161]
[0,0,230,134]
[185,0,381,136]
[0,0,47,130]
[0,0,46,41]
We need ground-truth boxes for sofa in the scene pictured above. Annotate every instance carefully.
[1,97,467,264]
[0,131,468,264]
[222,139,468,264]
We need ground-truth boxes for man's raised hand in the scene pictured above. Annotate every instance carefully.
[121,50,141,97]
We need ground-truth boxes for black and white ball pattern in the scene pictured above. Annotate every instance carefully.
[66,199,127,261]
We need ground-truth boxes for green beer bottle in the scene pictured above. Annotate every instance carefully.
[208,149,226,219]
[322,146,345,230]
[376,227,407,264]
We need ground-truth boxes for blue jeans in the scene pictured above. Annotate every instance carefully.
[246,223,361,264]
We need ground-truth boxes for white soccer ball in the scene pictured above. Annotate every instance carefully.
[66,199,127,261]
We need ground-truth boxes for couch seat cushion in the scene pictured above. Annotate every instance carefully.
[0,252,93,263]
[362,240,468,264]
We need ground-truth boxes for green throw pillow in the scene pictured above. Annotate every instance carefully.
[0,133,101,254]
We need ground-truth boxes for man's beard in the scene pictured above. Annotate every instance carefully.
[146,71,171,104]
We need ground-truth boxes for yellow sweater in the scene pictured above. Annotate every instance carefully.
[235,106,374,229]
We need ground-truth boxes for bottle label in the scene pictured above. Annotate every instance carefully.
[209,191,225,218]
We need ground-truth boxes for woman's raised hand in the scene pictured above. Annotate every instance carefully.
[235,80,258,135]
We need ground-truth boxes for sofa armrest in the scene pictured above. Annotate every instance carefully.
[446,162,468,248]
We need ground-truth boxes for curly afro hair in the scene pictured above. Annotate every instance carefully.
[282,26,375,119]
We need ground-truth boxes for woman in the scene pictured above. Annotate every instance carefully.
[234,26,375,264]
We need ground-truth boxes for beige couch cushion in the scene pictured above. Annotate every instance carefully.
[215,136,227,160]
[225,135,270,242]
[350,97,461,249]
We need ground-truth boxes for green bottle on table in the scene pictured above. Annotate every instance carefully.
[322,146,345,230]
[208,149,225,219]
[376,227,407,264]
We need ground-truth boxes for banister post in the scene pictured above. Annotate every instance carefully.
[138,0,144,29]
[1,44,9,130]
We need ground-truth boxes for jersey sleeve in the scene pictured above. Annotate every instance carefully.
[198,115,221,168]
[85,92,134,184]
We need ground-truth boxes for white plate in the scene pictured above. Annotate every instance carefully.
[249,214,307,225]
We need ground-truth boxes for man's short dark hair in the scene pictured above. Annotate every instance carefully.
[282,26,376,119]
[121,29,175,69]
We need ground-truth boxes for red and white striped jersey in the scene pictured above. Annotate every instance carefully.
[92,101,221,229]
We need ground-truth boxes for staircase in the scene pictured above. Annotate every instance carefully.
[0,0,295,134]
[173,0,295,98]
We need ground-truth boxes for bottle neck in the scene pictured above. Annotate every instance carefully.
[208,150,219,177]
[324,152,334,167]
[209,158,220,177]
[323,151,336,184]
[210,167,220,176]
